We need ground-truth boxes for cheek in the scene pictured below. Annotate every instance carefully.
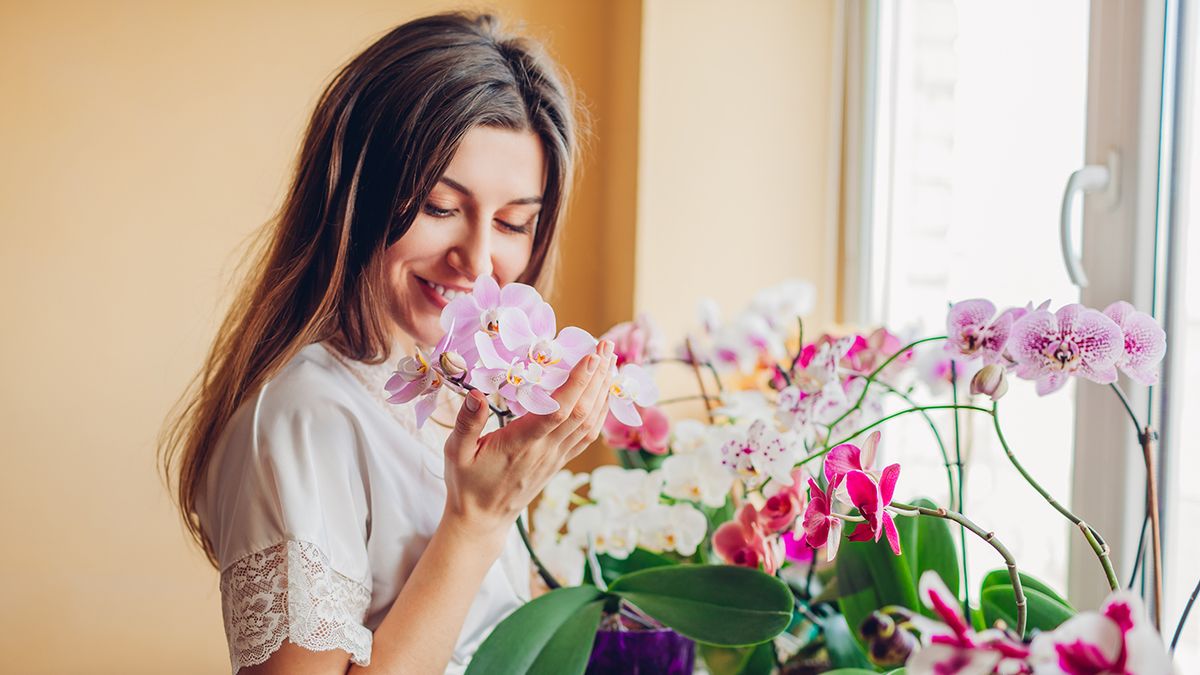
[493,235,536,282]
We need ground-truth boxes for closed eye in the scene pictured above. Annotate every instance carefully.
[423,203,456,218]
[496,218,533,235]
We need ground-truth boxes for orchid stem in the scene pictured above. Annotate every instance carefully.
[820,336,949,452]
[788,317,806,374]
[684,337,717,423]
[1170,573,1200,653]
[1108,382,1143,431]
[656,394,722,407]
[798,404,993,467]
[1140,425,1164,630]
[497,414,562,591]
[875,381,956,508]
[892,500,1026,638]
[991,402,1118,591]
[951,360,970,613]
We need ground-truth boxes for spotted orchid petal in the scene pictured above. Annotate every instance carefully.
[1103,301,1167,386]
[1010,304,1123,395]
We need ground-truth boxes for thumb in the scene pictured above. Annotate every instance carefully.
[445,390,488,464]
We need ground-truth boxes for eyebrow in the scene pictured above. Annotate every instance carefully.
[438,177,542,205]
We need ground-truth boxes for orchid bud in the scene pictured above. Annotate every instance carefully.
[439,350,468,379]
[970,364,1008,400]
[859,610,917,669]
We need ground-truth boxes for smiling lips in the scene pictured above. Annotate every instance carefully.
[416,275,471,305]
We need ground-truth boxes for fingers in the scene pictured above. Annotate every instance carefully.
[535,340,609,434]
[550,345,614,444]
[567,367,612,459]
[444,390,489,466]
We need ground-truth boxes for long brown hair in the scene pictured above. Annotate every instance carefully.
[159,12,581,566]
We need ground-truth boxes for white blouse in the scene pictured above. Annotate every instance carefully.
[197,342,532,674]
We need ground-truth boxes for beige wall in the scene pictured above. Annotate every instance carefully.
[637,0,837,398]
[0,1,833,671]
[0,2,638,671]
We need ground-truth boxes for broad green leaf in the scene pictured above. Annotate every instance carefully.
[980,585,1075,639]
[466,585,603,675]
[893,497,960,613]
[608,565,793,646]
[583,548,676,587]
[836,537,919,651]
[980,569,1074,611]
[820,613,874,670]
[528,600,604,675]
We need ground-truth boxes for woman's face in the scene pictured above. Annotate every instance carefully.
[383,125,546,349]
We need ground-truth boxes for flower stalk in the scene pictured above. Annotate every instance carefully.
[991,402,1118,590]
[892,500,1027,637]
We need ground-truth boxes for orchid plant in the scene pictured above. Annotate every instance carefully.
[385,276,1191,675]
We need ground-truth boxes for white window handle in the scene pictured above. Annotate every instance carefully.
[1059,150,1119,288]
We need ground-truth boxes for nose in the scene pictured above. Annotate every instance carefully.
[446,215,493,281]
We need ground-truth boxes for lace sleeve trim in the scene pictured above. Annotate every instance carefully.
[219,540,373,673]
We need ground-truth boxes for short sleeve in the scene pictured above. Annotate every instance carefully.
[201,364,375,674]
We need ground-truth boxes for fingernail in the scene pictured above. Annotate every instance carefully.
[586,354,599,372]
[465,392,481,412]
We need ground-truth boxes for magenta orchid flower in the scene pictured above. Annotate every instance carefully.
[385,325,456,428]
[1102,301,1167,386]
[719,419,798,488]
[908,571,1030,675]
[713,503,783,574]
[602,404,670,454]
[802,476,845,561]
[823,430,881,485]
[946,299,1017,365]
[606,363,659,426]
[846,464,903,555]
[1029,590,1174,675]
[759,468,807,533]
[1009,304,1124,396]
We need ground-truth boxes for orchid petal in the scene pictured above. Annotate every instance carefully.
[554,326,598,366]
[475,332,508,369]
[878,463,900,504]
[528,302,556,339]
[474,273,500,307]
[823,443,863,484]
[498,307,536,352]
[414,392,438,428]
[518,385,560,416]
[882,512,901,555]
[540,365,570,391]
[609,397,643,426]
[499,281,541,313]
[825,518,843,561]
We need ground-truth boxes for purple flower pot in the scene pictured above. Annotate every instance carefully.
[586,627,696,675]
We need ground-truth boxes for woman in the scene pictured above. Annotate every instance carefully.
[159,12,613,674]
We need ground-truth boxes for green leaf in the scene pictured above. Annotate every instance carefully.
[893,497,960,614]
[820,613,874,670]
[980,569,1074,611]
[528,600,604,675]
[980,585,1075,639]
[836,537,919,651]
[583,548,676,587]
[608,565,793,646]
[466,585,603,675]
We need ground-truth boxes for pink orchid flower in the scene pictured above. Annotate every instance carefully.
[439,273,547,364]
[823,431,882,485]
[1009,304,1124,396]
[781,530,816,563]
[1030,590,1174,675]
[845,464,903,556]
[602,404,670,454]
[606,363,659,426]
[759,468,807,533]
[713,503,783,574]
[600,312,662,367]
[802,476,845,561]
[1102,301,1167,387]
[908,571,1030,674]
[946,299,1017,365]
[493,302,596,372]
[385,325,456,428]
[471,336,570,417]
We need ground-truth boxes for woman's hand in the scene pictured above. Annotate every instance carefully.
[440,339,616,541]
